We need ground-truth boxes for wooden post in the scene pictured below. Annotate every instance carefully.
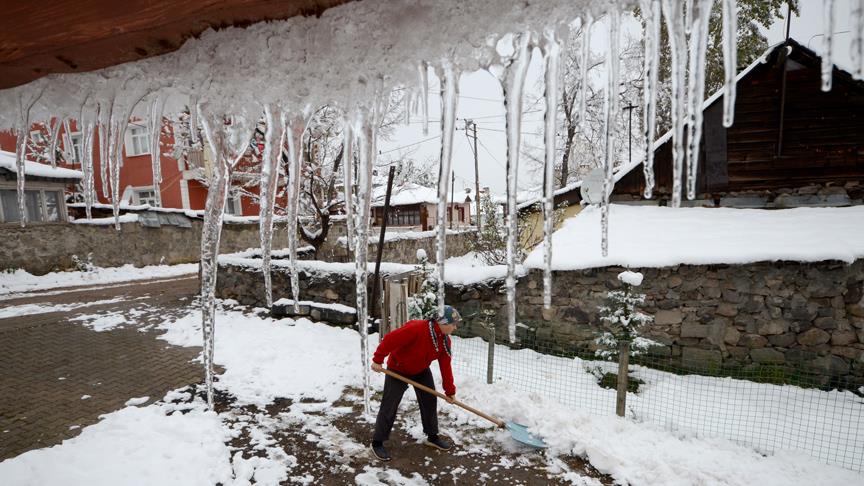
[370,166,396,318]
[616,340,630,417]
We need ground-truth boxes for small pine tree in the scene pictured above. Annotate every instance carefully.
[595,271,656,359]
[407,249,440,321]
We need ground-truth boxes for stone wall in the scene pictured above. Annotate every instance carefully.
[1,219,288,275]
[217,258,864,383]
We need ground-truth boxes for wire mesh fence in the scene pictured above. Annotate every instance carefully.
[451,319,864,473]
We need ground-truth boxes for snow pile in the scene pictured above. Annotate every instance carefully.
[525,205,864,270]
[335,228,473,247]
[0,263,196,296]
[0,399,234,486]
[157,310,364,406]
[273,298,356,314]
[71,213,139,225]
[617,270,643,286]
[0,150,82,179]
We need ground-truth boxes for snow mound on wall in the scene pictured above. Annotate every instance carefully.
[525,205,864,270]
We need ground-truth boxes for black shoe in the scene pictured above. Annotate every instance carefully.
[425,435,452,451]
[370,441,391,461]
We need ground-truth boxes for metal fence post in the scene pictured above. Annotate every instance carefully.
[616,340,630,417]
[481,309,496,384]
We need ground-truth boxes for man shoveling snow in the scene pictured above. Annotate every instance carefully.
[369,305,462,461]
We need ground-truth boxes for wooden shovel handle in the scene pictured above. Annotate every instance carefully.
[381,368,505,428]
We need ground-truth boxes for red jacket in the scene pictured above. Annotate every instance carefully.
[373,320,456,396]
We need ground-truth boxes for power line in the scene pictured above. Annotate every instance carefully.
[475,136,505,169]
[378,134,441,155]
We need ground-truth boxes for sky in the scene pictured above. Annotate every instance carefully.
[377,0,859,197]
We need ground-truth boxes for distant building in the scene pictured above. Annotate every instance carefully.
[0,150,81,224]
[371,183,472,231]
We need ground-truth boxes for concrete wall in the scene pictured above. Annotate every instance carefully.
[217,258,864,384]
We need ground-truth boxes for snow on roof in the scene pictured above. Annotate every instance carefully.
[371,183,439,207]
[0,150,82,180]
[524,204,864,271]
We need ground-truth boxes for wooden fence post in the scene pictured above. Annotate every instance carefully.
[616,340,630,417]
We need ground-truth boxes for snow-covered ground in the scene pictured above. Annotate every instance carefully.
[525,205,864,270]
[0,263,197,297]
[3,305,860,485]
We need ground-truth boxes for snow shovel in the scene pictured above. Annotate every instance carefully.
[381,369,547,448]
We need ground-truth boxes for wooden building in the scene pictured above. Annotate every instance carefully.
[554,38,864,209]
[371,183,472,231]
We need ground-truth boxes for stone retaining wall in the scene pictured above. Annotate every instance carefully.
[218,258,864,383]
[1,220,287,275]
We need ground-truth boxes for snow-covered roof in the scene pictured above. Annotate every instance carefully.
[524,204,864,271]
[0,150,83,180]
[371,183,439,207]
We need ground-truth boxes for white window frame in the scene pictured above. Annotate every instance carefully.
[65,132,83,164]
[29,129,46,144]
[125,124,151,157]
[224,193,242,216]
[132,186,160,207]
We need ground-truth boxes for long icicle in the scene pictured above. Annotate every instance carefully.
[342,115,356,256]
[601,8,621,258]
[662,0,687,208]
[541,27,561,310]
[502,33,531,342]
[98,97,113,202]
[684,0,714,201]
[822,0,836,92]
[285,115,307,314]
[149,94,166,207]
[721,0,738,127]
[640,0,661,198]
[851,0,864,79]
[355,99,383,417]
[419,62,430,136]
[196,105,258,409]
[577,14,594,125]
[82,111,97,221]
[260,104,286,308]
[107,91,148,230]
[14,86,44,228]
[435,61,460,317]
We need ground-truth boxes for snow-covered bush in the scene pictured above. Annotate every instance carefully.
[71,253,95,273]
[595,271,656,359]
[407,250,439,320]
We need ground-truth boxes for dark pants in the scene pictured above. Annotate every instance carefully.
[372,368,438,442]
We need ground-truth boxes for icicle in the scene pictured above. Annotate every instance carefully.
[540,27,561,310]
[852,0,864,79]
[577,14,594,124]
[148,95,166,207]
[13,86,44,228]
[822,0,836,92]
[404,90,412,125]
[684,0,714,201]
[601,8,621,258]
[662,0,687,208]
[61,119,74,162]
[106,89,148,229]
[97,96,114,201]
[196,103,258,409]
[721,0,737,127]
[189,95,200,146]
[48,118,62,168]
[435,61,460,317]
[260,104,286,308]
[500,32,531,342]
[419,62,430,136]
[640,0,661,198]
[355,96,384,417]
[342,115,356,255]
[684,0,694,34]
[82,113,97,221]
[285,115,307,314]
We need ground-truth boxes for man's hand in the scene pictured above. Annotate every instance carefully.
[371,362,384,373]
[445,394,456,404]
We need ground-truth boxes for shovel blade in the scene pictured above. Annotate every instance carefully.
[505,422,547,449]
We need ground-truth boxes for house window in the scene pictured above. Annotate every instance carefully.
[126,125,151,156]
[135,189,159,206]
[29,130,46,144]
[67,133,83,163]
[0,189,63,223]
[387,207,420,226]
[224,195,242,215]
[458,206,465,223]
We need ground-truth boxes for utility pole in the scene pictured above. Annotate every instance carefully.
[623,103,637,165]
[464,119,481,231]
[450,170,455,229]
